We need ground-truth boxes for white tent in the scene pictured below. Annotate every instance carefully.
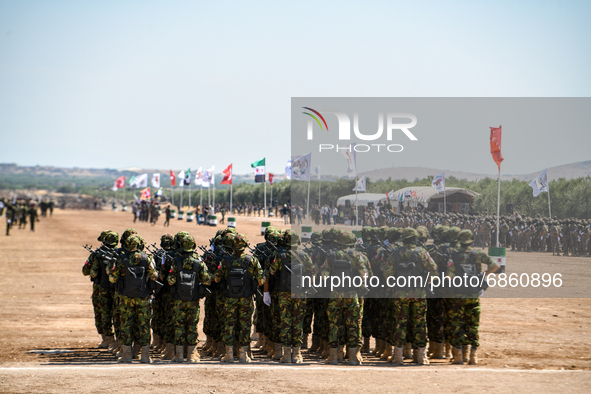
[336,193,388,207]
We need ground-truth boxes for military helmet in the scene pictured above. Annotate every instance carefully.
[181,235,196,252]
[458,229,474,244]
[416,225,429,241]
[97,230,112,243]
[387,227,403,243]
[223,231,237,249]
[377,226,389,241]
[175,231,191,249]
[160,233,175,250]
[103,231,119,248]
[401,227,419,243]
[321,229,332,243]
[126,234,142,252]
[431,225,445,241]
[264,226,278,241]
[121,227,138,246]
[446,226,462,243]
[361,226,374,242]
[233,233,249,250]
[311,231,323,245]
[336,231,357,247]
[287,230,301,247]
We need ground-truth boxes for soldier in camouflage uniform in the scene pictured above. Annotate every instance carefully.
[447,229,500,365]
[305,231,329,355]
[321,230,371,365]
[108,234,159,363]
[384,228,437,366]
[150,233,175,353]
[265,230,315,363]
[358,227,381,354]
[166,235,211,363]
[82,230,119,349]
[214,234,264,363]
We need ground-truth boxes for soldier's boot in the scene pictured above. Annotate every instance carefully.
[444,342,452,359]
[309,335,321,353]
[104,336,116,351]
[337,346,344,363]
[162,343,176,360]
[280,346,292,363]
[430,342,444,359]
[403,343,412,359]
[187,345,199,363]
[132,344,141,360]
[117,345,132,364]
[415,347,429,365]
[390,347,404,366]
[205,340,217,356]
[468,347,478,365]
[412,347,419,363]
[251,331,259,341]
[156,340,167,354]
[150,333,161,349]
[273,343,283,360]
[98,334,110,349]
[292,347,303,364]
[325,347,338,365]
[348,347,362,366]
[140,345,152,364]
[374,339,384,357]
[451,346,463,364]
[266,341,275,358]
[427,340,435,358]
[321,341,331,358]
[247,344,253,360]
[380,344,392,360]
[108,338,118,353]
[172,345,185,363]
[239,346,252,363]
[462,345,470,361]
[344,345,349,360]
[254,334,265,348]
[116,343,124,358]
[233,344,240,360]
[202,336,213,352]
[301,334,309,350]
[221,346,234,363]
[361,337,370,354]
[215,342,226,358]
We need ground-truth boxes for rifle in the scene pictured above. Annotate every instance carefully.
[83,244,117,263]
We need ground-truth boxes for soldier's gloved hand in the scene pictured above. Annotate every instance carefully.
[263,291,271,306]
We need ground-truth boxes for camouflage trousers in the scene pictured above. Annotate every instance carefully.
[327,297,362,348]
[215,292,227,343]
[173,299,200,346]
[426,298,445,343]
[375,298,396,343]
[390,298,427,348]
[277,291,305,347]
[151,292,164,338]
[302,299,314,335]
[268,292,282,344]
[254,292,265,333]
[161,292,176,343]
[91,284,114,336]
[361,298,375,339]
[112,292,122,339]
[203,291,216,336]
[313,298,329,341]
[222,296,254,346]
[118,295,152,346]
[447,298,481,348]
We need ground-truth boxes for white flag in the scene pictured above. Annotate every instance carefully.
[432,172,445,194]
[177,170,185,187]
[151,173,160,188]
[194,167,203,186]
[291,153,312,181]
[387,189,396,200]
[130,173,148,188]
[340,143,357,179]
[285,159,292,179]
[202,165,215,188]
[529,169,549,197]
[352,175,366,192]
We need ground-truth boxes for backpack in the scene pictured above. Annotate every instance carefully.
[329,250,355,292]
[393,247,424,290]
[119,252,149,298]
[275,250,305,294]
[173,256,202,301]
[223,256,256,298]
[451,250,481,294]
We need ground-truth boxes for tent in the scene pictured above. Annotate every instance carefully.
[336,193,388,207]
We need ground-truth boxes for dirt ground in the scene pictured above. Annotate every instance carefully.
[1,209,591,393]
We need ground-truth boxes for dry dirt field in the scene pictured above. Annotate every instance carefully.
[1,209,591,393]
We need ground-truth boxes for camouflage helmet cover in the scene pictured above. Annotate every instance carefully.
[458,229,474,244]
[103,231,119,248]
[181,235,197,252]
[233,233,249,250]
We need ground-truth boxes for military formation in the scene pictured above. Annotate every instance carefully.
[1,198,49,235]
[82,218,504,366]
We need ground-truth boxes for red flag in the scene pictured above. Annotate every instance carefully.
[490,125,504,171]
[221,164,233,185]
[140,187,151,200]
[114,176,125,189]
[269,173,274,186]
[170,170,176,186]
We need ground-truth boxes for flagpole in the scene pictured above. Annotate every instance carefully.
[443,186,446,215]
[230,183,233,214]
[547,171,552,218]
[318,166,321,207]
[200,185,202,212]
[171,184,174,208]
[496,169,501,247]
[306,177,310,225]
[213,179,215,214]
[189,182,192,211]
[355,175,359,231]
[270,183,273,217]
[264,180,267,218]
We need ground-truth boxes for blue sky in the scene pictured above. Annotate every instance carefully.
[1,0,590,175]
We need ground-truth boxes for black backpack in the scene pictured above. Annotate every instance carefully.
[393,247,424,290]
[223,256,256,298]
[275,250,304,294]
[173,257,202,301]
[329,250,354,292]
[119,252,149,298]
[451,250,480,294]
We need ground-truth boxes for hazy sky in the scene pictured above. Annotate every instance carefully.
[1,0,590,175]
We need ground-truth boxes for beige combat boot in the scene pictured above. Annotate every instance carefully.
[462,345,470,361]
[361,337,370,354]
[309,335,321,353]
[451,346,463,364]
[374,339,384,357]
[109,338,119,354]
[162,343,175,360]
[239,346,252,363]
[280,346,292,363]
[172,345,185,363]
[132,344,141,360]
[221,346,234,363]
[214,342,226,358]
[150,333,161,349]
[468,347,478,365]
[266,341,275,358]
[202,336,212,352]
[205,340,216,356]
[430,342,444,359]
[380,344,392,360]
[98,334,110,349]
[104,336,116,351]
[415,347,429,365]
[444,341,452,358]
[273,343,283,360]
[292,346,303,363]
[325,347,338,365]
[337,345,344,363]
[140,345,151,364]
[390,346,404,365]
[187,345,199,363]
[403,343,412,359]
[254,334,265,348]
[348,347,362,366]
[301,334,309,350]
[117,345,132,363]
[321,341,330,358]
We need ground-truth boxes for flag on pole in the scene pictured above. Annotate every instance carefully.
[151,173,160,188]
[128,176,136,188]
[114,176,125,189]
[432,172,445,194]
[140,187,151,200]
[221,164,233,185]
[529,169,549,197]
[291,153,312,181]
[155,187,163,197]
[194,167,203,186]
[177,170,186,187]
[269,173,274,186]
[130,173,148,188]
[251,158,266,183]
[202,166,215,188]
[387,189,395,200]
[340,143,357,179]
[352,175,366,192]
[112,183,119,192]
[184,168,191,186]
[285,159,292,179]
[490,125,504,171]
[314,166,320,179]
[169,170,176,186]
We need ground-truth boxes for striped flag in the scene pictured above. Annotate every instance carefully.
[251,158,266,183]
